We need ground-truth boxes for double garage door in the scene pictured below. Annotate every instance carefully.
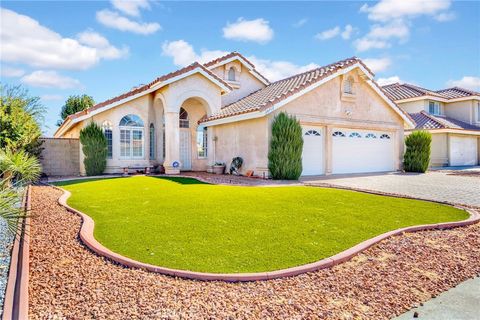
[302,126,395,176]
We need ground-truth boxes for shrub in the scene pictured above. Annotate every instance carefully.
[79,122,107,176]
[404,131,432,173]
[268,112,303,180]
[0,149,42,187]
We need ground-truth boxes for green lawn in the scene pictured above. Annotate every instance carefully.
[54,176,468,273]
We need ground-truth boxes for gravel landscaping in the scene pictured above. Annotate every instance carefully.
[0,217,15,313]
[29,185,480,319]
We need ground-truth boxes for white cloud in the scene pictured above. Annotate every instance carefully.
[293,18,308,28]
[447,76,480,91]
[40,94,63,102]
[341,24,354,40]
[0,8,126,70]
[162,40,318,81]
[435,12,456,22]
[316,25,355,41]
[223,18,274,44]
[111,0,151,17]
[315,26,340,40]
[377,76,402,86]
[0,66,25,78]
[21,71,81,89]
[362,57,391,73]
[356,0,454,52]
[360,0,451,22]
[77,30,129,59]
[247,56,319,81]
[354,38,390,52]
[96,9,161,35]
[161,40,229,67]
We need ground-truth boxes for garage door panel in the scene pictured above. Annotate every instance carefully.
[332,129,394,174]
[450,136,478,166]
[302,126,325,176]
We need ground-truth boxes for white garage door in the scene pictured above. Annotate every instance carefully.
[450,136,478,166]
[302,126,325,176]
[332,129,395,174]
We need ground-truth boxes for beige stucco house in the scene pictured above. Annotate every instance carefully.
[383,83,480,167]
[55,53,414,176]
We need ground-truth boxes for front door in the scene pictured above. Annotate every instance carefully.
[179,129,191,170]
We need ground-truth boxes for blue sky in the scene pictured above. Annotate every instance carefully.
[1,0,479,136]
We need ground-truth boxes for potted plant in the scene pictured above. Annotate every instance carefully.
[212,162,226,175]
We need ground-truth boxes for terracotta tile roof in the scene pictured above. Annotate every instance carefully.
[203,51,270,84]
[65,62,232,121]
[435,87,480,99]
[409,111,480,130]
[202,57,375,122]
[383,83,480,101]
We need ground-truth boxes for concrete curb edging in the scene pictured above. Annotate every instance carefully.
[53,184,480,282]
[2,186,31,320]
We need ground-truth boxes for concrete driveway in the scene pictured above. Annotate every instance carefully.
[302,168,480,208]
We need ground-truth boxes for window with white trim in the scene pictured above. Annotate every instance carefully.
[119,115,144,159]
[162,115,166,159]
[149,123,155,160]
[102,121,113,159]
[365,133,377,139]
[428,101,441,115]
[380,134,391,139]
[349,132,361,138]
[228,67,236,81]
[196,125,208,158]
[305,130,321,136]
[332,131,346,137]
[179,107,189,128]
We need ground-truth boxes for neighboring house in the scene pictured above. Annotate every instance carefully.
[383,83,480,167]
[55,53,414,176]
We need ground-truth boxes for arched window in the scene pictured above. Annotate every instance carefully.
[305,130,321,136]
[196,125,208,158]
[228,67,236,81]
[102,121,113,159]
[365,133,377,139]
[343,76,354,94]
[349,132,361,138]
[149,123,155,160]
[179,107,189,128]
[119,114,144,158]
[380,134,391,139]
[332,131,346,137]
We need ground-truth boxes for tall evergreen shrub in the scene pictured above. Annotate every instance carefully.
[268,112,303,180]
[404,131,432,173]
[79,122,107,176]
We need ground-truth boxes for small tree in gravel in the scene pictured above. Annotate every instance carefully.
[404,131,432,173]
[79,122,107,176]
[268,112,303,180]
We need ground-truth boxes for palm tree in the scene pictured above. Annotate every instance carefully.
[0,149,41,188]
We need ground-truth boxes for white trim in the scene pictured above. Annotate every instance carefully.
[406,128,480,136]
[204,63,414,128]
[55,67,231,137]
[394,95,480,104]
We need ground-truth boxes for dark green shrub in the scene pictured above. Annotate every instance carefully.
[79,122,107,176]
[404,131,432,173]
[268,112,303,180]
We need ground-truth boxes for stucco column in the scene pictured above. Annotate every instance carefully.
[325,125,333,175]
[163,111,180,174]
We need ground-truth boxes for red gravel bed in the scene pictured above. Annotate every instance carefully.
[29,186,480,319]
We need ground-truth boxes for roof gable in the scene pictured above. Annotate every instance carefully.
[201,57,414,128]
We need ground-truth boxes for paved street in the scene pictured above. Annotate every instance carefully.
[303,169,480,208]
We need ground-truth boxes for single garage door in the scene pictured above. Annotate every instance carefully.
[302,126,325,175]
[449,136,478,166]
[332,128,395,174]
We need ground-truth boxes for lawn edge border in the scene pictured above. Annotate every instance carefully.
[2,186,31,320]
[51,182,479,282]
